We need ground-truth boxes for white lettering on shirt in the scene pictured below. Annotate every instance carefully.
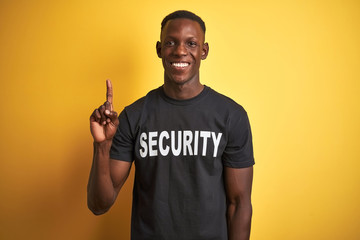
[139,132,148,158]
[212,132,223,157]
[159,131,170,156]
[139,130,223,158]
[183,130,193,156]
[171,131,182,156]
[200,131,211,156]
[148,131,158,157]
[194,131,199,155]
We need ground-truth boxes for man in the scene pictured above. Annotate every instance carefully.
[88,10,254,240]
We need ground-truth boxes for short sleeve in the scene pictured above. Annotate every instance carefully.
[110,109,135,162]
[222,108,255,168]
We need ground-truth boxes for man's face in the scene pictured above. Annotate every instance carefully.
[156,18,209,86]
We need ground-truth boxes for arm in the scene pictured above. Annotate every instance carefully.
[224,166,253,240]
[87,79,132,215]
[87,142,132,215]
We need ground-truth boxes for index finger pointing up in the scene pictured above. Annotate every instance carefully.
[106,79,113,109]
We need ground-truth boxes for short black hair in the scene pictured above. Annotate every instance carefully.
[161,10,206,34]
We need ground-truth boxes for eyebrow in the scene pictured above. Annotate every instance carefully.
[163,35,200,41]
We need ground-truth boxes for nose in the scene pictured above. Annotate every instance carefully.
[174,43,187,56]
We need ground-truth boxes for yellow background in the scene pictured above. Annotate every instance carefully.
[0,0,359,239]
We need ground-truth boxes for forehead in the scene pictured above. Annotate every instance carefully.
[161,18,204,40]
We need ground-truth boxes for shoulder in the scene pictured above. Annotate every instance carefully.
[124,87,161,113]
[206,86,248,116]
[118,88,161,129]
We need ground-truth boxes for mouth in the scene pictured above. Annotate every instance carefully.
[170,62,190,69]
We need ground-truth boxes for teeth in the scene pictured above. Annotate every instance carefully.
[172,62,189,67]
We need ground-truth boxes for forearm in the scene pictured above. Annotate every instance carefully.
[227,201,252,240]
[87,140,116,215]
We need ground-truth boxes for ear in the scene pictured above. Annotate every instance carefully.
[201,42,209,60]
[156,41,162,58]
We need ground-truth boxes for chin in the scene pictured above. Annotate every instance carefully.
[168,78,192,86]
[173,76,189,83]
[165,73,197,86]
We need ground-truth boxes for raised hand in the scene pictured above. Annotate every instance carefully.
[90,80,119,143]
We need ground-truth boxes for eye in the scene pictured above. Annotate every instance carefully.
[165,41,175,47]
[188,41,197,47]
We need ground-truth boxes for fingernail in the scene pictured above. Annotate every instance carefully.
[105,110,110,115]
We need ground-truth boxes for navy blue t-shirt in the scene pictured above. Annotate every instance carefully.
[110,86,254,240]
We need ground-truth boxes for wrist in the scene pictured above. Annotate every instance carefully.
[94,139,112,151]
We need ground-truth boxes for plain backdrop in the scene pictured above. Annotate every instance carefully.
[0,0,359,239]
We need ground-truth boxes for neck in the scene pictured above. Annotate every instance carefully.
[163,81,204,100]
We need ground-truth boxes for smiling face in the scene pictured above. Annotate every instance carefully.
[157,18,209,87]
